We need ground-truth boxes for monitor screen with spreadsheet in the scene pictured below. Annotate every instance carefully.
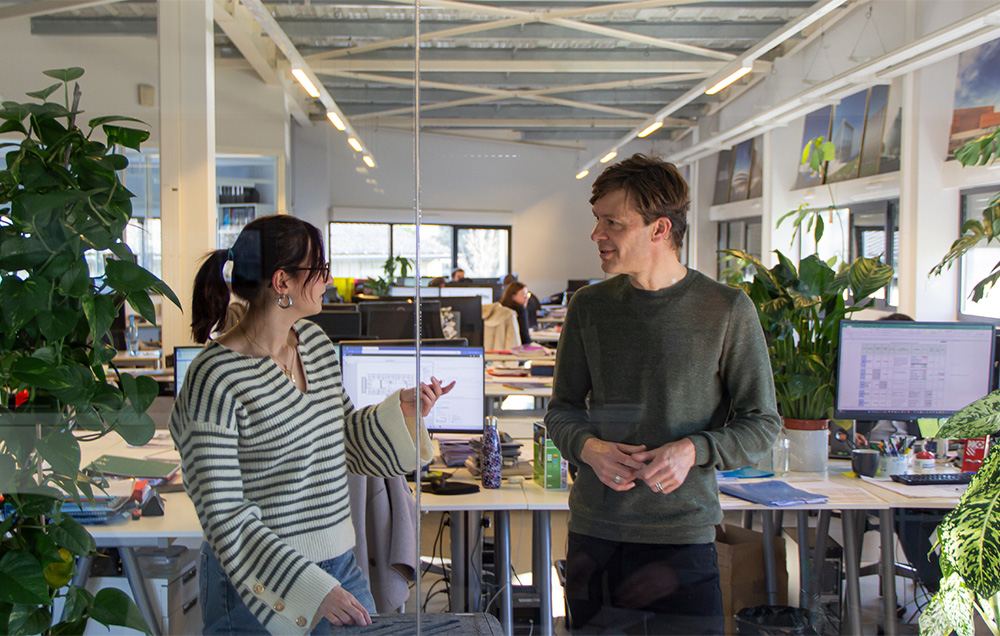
[834,321,995,420]
[340,345,485,433]
[173,346,204,396]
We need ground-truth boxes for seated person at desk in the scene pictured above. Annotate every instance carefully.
[500,280,533,345]
[545,155,779,634]
[172,215,454,635]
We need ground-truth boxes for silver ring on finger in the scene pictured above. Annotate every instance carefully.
[654,482,663,492]
[613,474,622,484]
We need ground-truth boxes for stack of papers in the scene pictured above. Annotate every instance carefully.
[719,481,829,507]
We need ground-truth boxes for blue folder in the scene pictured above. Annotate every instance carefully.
[719,481,828,507]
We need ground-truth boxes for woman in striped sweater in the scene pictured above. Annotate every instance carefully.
[171,216,452,635]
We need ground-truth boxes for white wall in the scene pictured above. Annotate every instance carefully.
[684,0,1000,321]
[0,16,288,159]
[292,125,604,298]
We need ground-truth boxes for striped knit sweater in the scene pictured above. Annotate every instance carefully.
[169,320,431,635]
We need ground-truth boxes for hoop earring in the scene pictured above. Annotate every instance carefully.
[277,294,292,309]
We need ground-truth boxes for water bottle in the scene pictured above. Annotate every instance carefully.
[481,416,502,489]
[126,315,139,355]
[772,428,790,476]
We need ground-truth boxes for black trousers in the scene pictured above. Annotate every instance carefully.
[565,532,725,636]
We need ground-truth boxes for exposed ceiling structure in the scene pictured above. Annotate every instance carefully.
[13,0,846,145]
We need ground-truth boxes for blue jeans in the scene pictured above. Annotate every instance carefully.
[200,543,377,635]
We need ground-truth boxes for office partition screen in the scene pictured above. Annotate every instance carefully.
[340,345,484,433]
[835,321,995,420]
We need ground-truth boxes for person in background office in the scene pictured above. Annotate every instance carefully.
[429,276,447,288]
[500,280,532,345]
[545,154,780,634]
[172,215,454,636]
[451,268,465,282]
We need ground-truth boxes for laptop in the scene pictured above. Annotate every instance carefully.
[173,346,203,396]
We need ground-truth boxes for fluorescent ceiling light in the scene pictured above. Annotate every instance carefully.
[326,111,345,131]
[291,67,320,98]
[600,151,617,164]
[363,156,375,168]
[705,66,752,95]
[575,170,590,180]
[637,122,663,138]
[348,138,363,152]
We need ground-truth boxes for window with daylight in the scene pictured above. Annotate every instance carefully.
[959,187,1000,321]
[717,218,762,283]
[848,199,899,308]
[330,222,511,281]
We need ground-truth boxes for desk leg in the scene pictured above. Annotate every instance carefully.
[62,555,94,622]
[494,511,513,636]
[120,547,162,636]
[841,510,863,636]
[532,510,553,636]
[797,511,810,608]
[879,509,898,636]
[762,511,778,605]
[812,511,831,609]
[450,511,469,612]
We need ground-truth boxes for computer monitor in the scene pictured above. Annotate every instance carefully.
[309,310,363,342]
[358,300,445,340]
[834,321,996,420]
[389,286,494,306]
[173,346,203,396]
[438,296,485,348]
[340,345,485,434]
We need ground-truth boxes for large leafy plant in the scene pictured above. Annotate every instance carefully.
[920,390,1000,636]
[0,69,179,635]
[365,254,413,295]
[723,250,893,420]
[930,129,1000,302]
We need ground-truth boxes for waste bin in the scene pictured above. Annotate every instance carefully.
[735,606,820,635]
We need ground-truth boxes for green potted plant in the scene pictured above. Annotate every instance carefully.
[919,390,1000,636]
[722,250,894,423]
[920,129,1000,636]
[0,68,179,635]
[364,254,413,295]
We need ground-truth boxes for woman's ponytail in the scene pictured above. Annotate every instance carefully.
[191,250,231,343]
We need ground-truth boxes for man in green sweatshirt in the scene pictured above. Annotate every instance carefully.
[544,154,780,634]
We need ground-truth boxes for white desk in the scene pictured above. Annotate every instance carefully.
[529,328,561,343]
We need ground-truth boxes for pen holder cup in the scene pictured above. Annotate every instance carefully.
[878,454,909,476]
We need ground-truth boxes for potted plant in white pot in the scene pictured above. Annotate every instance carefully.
[0,68,180,635]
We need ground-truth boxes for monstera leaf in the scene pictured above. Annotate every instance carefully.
[938,444,1000,597]
[937,390,1000,440]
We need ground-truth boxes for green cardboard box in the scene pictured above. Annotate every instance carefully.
[533,422,568,490]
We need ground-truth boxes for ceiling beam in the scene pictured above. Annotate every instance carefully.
[303,0,723,63]
[311,59,732,74]
[372,117,653,129]
[578,0,853,173]
[236,0,377,164]
[381,0,736,61]
[0,0,123,20]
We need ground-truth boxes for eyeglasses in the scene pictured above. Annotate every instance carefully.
[290,262,330,280]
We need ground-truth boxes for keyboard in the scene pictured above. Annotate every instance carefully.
[890,473,973,486]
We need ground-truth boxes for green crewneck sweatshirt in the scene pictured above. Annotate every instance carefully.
[544,270,780,545]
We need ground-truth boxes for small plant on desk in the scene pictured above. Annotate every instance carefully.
[920,389,1000,636]
[0,69,179,635]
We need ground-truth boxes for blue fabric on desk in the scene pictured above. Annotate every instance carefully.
[718,466,774,479]
[719,481,828,507]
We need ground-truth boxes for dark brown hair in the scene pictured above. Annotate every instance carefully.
[590,153,690,251]
[190,215,325,342]
[500,281,527,309]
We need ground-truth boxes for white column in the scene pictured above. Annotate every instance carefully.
[158,0,217,352]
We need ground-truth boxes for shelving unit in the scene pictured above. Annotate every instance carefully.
[216,155,277,249]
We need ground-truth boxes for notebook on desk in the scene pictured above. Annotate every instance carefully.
[719,481,828,507]
[86,455,180,483]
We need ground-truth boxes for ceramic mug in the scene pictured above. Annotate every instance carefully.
[851,449,880,477]
[878,454,909,476]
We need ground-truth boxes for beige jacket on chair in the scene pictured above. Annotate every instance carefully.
[482,302,520,351]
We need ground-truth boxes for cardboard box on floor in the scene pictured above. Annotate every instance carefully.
[715,524,788,635]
